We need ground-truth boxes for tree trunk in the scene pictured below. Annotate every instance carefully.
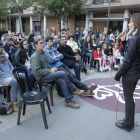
[63,18,68,30]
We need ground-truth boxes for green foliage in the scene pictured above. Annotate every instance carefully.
[33,0,87,21]
[0,0,33,20]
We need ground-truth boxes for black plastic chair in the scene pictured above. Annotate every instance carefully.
[38,82,55,107]
[12,67,51,129]
[1,86,11,102]
[90,58,100,73]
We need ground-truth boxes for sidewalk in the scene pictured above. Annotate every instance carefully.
[0,66,140,140]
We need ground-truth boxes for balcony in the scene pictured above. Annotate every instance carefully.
[84,0,120,6]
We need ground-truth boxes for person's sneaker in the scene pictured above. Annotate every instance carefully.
[114,65,119,68]
[89,83,97,92]
[100,67,103,72]
[105,66,108,70]
[72,89,84,95]
[65,101,80,109]
[82,90,95,96]
[108,66,111,71]
[85,70,94,75]
[12,103,19,112]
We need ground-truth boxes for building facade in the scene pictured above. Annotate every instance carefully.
[0,0,140,36]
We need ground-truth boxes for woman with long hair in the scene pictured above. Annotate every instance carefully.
[82,35,94,63]
[115,13,140,132]
[14,40,36,89]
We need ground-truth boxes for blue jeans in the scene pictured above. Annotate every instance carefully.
[71,60,84,81]
[21,70,36,87]
[58,64,88,91]
[8,73,26,102]
[85,52,93,62]
[40,71,75,103]
[27,70,36,87]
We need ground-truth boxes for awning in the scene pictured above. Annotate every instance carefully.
[89,18,124,21]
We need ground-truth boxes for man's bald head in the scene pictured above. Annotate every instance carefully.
[54,35,59,43]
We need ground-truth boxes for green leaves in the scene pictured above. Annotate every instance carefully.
[0,0,33,20]
[33,0,86,20]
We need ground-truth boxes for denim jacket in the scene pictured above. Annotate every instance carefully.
[44,46,64,64]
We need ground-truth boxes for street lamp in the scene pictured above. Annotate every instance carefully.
[8,10,11,31]
[107,0,111,36]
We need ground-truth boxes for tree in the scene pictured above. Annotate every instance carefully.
[33,0,87,29]
[0,0,11,20]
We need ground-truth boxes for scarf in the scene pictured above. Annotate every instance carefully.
[0,53,7,64]
[126,29,137,41]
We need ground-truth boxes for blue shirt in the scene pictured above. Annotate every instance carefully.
[44,46,63,68]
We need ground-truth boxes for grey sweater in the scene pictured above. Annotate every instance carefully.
[0,58,14,86]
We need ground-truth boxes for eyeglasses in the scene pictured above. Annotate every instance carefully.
[0,46,3,49]
[23,44,28,46]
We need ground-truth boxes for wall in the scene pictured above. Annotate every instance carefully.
[93,21,107,33]
[68,16,75,35]
[121,0,140,5]
[47,16,59,35]
[25,18,30,35]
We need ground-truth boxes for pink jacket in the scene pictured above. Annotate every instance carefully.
[113,48,120,57]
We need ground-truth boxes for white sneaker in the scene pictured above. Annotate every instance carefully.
[107,65,110,69]
[108,66,111,71]
[100,67,103,72]
[105,66,108,70]
[114,65,119,68]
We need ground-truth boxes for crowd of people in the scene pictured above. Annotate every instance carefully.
[0,25,125,112]
[0,27,98,112]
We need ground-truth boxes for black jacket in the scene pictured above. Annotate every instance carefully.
[105,48,112,56]
[53,41,61,49]
[57,45,76,61]
[14,50,27,69]
[82,41,93,52]
[115,34,140,81]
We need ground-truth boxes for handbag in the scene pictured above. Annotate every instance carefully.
[0,102,13,115]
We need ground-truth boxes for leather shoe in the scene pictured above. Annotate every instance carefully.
[115,122,132,132]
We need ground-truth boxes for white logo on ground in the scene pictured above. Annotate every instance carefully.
[94,84,140,104]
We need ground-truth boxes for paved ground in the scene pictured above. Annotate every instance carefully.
[0,64,140,140]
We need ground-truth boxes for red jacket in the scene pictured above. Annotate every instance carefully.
[93,51,102,58]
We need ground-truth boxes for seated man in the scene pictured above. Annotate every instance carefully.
[57,36,94,81]
[0,42,24,112]
[30,37,84,109]
[4,36,18,65]
[53,35,61,49]
[44,36,97,96]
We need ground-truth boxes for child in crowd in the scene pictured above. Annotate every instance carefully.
[105,44,119,69]
[101,43,109,70]
[113,43,124,65]
[93,46,107,72]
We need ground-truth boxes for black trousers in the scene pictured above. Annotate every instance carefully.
[122,72,140,125]
[57,64,88,91]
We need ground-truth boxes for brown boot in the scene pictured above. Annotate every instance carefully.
[82,90,95,96]
[12,103,19,112]
[85,70,94,75]
[65,101,80,109]
[72,89,84,95]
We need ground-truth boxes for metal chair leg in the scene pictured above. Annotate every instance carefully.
[40,101,48,129]
[49,85,54,107]
[17,99,23,125]
[23,104,26,115]
[39,86,42,91]
[98,61,100,73]
[46,97,51,114]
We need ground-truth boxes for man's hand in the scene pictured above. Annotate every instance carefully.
[50,67,58,73]
[26,66,31,70]
[76,55,81,60]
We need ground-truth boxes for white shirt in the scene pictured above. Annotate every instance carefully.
[25,53,31,67]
